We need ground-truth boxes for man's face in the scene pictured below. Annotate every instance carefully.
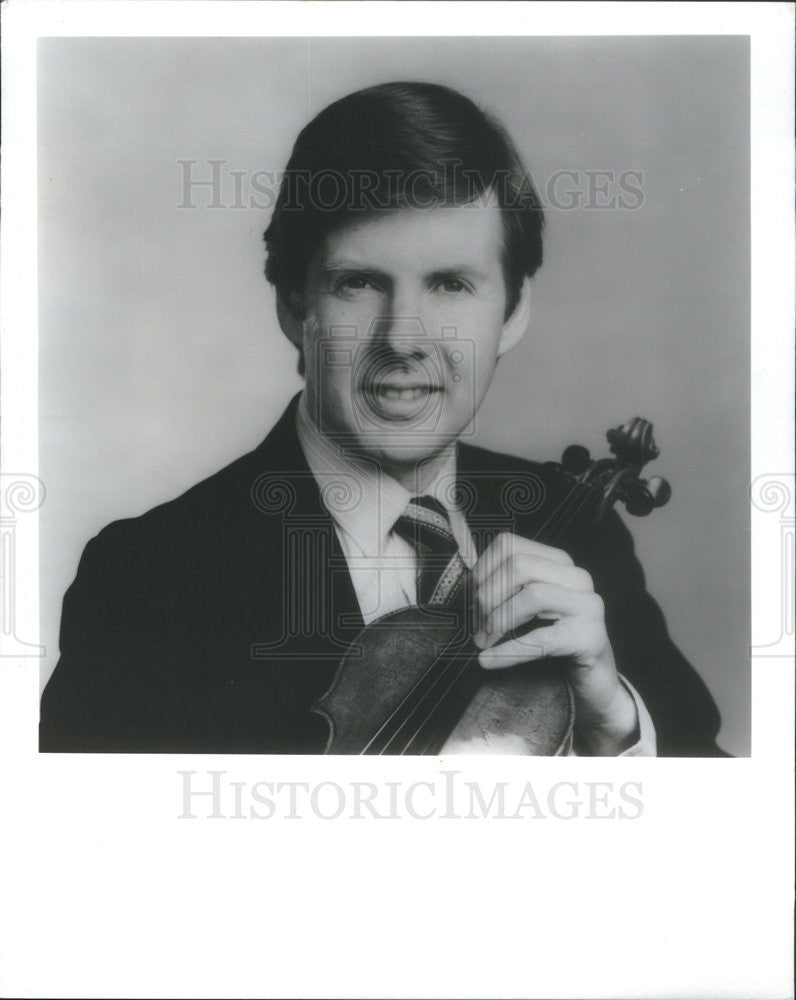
[290,201,529,485]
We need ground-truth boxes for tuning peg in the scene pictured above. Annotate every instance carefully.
[624,476,672,517]
[561,444,591,475]
[646,476,671,508]
[624,492,654,517]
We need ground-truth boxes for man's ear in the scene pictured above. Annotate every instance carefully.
[497,277,532,357]
[276,292,304,351]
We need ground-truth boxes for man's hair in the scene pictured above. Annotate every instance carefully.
[264,81,544,321]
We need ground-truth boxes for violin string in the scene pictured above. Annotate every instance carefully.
[534,483,589,544]
[543,483,597,543]
[364,477,604,755]
[360,623,474,754]
[381,485,603,752]
[358,625,455,753]
[390,649,481,755]
[373,648,478,755]
[538,480,601,546]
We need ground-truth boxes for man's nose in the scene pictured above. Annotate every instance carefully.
[368,294,432,355]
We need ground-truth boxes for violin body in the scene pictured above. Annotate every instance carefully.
[314,606,575,755]
[437,662,574,756]
[313,418,670,756]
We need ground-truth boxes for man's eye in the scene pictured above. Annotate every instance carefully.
[337,275,374,292]
[437,278,469,293]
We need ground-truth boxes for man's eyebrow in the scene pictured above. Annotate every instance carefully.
[318,260,490,281]
[317,259,384,273]
[427,266,490,282]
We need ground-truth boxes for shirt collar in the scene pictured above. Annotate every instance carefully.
[295,392,460,556]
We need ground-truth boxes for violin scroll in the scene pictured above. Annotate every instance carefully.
[607,416,660,465]
[559,417,671,520]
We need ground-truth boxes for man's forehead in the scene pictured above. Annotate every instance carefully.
[318,201,505,269]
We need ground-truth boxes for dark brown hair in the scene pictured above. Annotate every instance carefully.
[264,81,544,322]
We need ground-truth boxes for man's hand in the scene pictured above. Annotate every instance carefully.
[471,533,638,755]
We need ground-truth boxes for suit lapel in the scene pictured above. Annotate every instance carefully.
[456,443,520,556]
[456,442,558,554]
[224,396,364,708]
[222,406,555,720]
[227,411,554,649]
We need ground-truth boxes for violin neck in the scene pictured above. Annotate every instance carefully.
[533,478,603,547]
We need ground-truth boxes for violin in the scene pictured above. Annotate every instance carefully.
[313,417,671,755]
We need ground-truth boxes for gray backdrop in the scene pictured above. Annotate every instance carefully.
[38,36,750,754]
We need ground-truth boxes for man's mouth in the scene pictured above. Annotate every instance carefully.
[371,384,441,400]
[361,381,442,420]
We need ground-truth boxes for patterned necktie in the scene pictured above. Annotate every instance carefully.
[392,495,468,609]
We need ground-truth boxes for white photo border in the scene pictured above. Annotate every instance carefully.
[1,3,793,999]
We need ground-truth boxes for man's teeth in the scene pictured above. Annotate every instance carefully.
[376,386,436,400]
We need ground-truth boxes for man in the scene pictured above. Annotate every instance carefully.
[40,82,725,755]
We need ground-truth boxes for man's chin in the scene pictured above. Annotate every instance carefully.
[352,432,458,480]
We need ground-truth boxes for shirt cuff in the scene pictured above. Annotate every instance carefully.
[615,674,657,757]
[568,675,657,757]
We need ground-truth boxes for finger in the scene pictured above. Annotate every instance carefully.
[478,621,572,670]
[475,584,603,648]
[475,554,594,617]
[478,617,609,669]
[472,532,574,589]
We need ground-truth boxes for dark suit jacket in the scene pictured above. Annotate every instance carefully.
[40,395,725,755]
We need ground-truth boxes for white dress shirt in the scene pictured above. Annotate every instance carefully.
[295,393,656,756]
